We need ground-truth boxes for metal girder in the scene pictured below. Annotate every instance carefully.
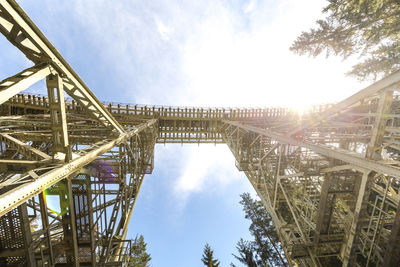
[86,179,96,267]
[0,159,47,174]
[279,180,319,266]
[221,106,400,266]
[0,0,124,133]
[0,64,52,105]
[45,72,80,266]
[61,177,80,267]
[289,70,400,135]
[46,73,70,157]
[223,120,400,178]
[0,133,51,160]
[38,192,54,266]
[0,119,157,217]
[19,203,36,267]
[383,200,400,265]
[342,171,370,266]
[366,90,394,159]
[342,89,394,266]
[221,123,317,265]
[114,173,145,252]
[314,173,331,245]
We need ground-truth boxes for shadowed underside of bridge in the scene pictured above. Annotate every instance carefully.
[1,1,400,266]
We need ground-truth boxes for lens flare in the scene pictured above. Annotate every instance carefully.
[42,188,65,216]
[89,159,116,183]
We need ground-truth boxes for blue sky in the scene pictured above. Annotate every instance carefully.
[0,0,368,266]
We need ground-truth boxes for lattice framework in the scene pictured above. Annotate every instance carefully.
[1,1,400,266]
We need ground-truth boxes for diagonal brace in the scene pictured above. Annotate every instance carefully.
[0,119,158,217]
[0,64,51,104]
[0,133,51,160]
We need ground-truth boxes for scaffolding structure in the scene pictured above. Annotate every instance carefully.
[1,0,400,266]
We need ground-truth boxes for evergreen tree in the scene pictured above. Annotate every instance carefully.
[232,193,287,267]
[128,235,151,267]
[290,0,400,80]
[201,243,220,267]
[231,239,259,267]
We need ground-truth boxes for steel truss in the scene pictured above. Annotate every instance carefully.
[1,0,400,266]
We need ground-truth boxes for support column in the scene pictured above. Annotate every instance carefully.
[39,193,54,266]
[344,89,394,265]
[47,73,79,266]
[19,203,36,267]
[86,177,96,267]
[59,178,79,267]
[46,74,71,161]
[366,90,393,159]
[382,201,400,265]
[314,174,332,245]
[342,171,370,266]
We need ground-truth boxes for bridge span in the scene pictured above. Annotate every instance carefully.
[1,0,400,266]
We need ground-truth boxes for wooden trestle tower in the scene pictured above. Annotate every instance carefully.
[1,1,400,266]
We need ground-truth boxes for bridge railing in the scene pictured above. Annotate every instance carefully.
[7,93,334,120]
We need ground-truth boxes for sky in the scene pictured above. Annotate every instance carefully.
[0,0,369,266]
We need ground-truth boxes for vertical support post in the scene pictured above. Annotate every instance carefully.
[382,200,400,266]
[343,89,393,266]
[47,73,78,265]
[314,173,331,245]
[86,177,96,267]
[46,74,71,160]
[279,182,319,266]
[67,178,79,266]
[342,171,370,266]
[60,178,80,267]
[19,203,36,267]
[366,90,393,159]
[273,145,282,209]
[39,193,54,266]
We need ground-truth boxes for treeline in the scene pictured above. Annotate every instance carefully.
[201,193,287,267]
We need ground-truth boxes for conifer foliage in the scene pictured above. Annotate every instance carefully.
[201,243,220,267]
[128,235,151,267]
[231,239,259,267]
[231,193,287,267]
[290,0,400,80]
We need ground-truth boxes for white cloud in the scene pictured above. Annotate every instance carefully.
[180,0,367,109]
[244,0,256,14]
[40,0,367,109]
[156,19,173,41]
[173,145,240,196]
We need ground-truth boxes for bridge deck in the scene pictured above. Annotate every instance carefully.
[4,93,333,144]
